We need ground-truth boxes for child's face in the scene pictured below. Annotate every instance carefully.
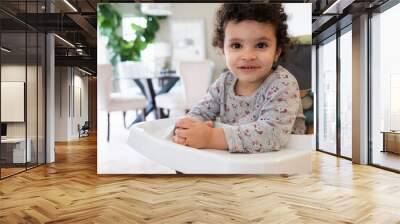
[222,20,281,84]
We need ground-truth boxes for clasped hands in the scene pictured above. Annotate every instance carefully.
[173,117,214,148]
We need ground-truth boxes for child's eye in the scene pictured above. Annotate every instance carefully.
[256,42,268,48]
[230,43,242,49]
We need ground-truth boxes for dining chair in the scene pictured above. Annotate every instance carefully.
[155,60,214,117]
[98,64,147,141]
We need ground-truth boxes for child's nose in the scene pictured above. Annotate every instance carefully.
[241,50,256,61]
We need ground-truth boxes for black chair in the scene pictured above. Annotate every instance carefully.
[79,121,90,138]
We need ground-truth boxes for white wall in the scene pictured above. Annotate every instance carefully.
[1,64,46,163]
[159,4,224,80]
[54,67,89,141]
[55,66,68,141]
[1,65,26,139]
[283,3,312,37]
[1,65,34,138]
[46,5,56,163]
[73,74,89,137]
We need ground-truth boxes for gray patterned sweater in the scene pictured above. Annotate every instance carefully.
[187,65,305,153]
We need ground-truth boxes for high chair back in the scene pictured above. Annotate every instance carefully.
[178,60,214,108]
[97,64,113,110]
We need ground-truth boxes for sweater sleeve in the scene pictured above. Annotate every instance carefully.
[222,76,300,153]
[186,73,225,122]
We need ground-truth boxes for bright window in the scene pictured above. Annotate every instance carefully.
[371,2,400,169]
[122,17,155,71]
[122,17,147,41]
[318,37,337,154]
[340,29,352,158]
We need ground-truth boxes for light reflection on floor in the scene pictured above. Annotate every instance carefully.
[372,150,400,171]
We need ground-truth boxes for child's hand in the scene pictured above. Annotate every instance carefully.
[173,117,197,145]
[173,117,214,148]
[172,117,202,145]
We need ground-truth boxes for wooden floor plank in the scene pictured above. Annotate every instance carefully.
[1,135,400,223]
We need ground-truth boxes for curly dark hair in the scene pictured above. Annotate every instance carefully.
[212,3,291,59]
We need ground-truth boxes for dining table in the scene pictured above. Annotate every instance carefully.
[116,70,180,128]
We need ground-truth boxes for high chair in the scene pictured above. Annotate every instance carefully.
[128,118,313,174]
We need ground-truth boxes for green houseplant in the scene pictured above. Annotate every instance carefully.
[98,4,166,68]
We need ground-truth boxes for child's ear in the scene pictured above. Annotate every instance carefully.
[274,48,282,61]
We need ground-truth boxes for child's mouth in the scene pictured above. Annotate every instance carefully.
[238,66,261,72]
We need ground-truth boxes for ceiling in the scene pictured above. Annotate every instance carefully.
[0,0,98,74]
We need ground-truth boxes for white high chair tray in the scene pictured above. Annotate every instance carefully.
[128,118,313,174]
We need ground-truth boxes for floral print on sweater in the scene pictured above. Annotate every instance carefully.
[187,65,305,153]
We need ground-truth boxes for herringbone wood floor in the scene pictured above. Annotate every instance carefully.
[1,135,400,224]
